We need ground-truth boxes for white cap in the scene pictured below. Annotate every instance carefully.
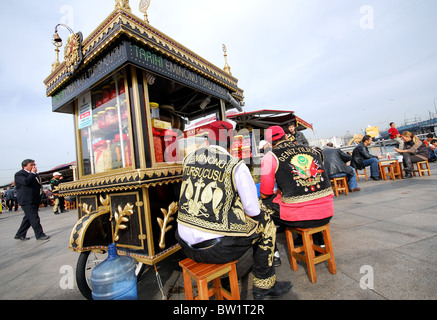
[53,172,62,176]
[259,140,268,149]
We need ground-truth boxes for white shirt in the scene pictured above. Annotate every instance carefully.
[178,147,260,245]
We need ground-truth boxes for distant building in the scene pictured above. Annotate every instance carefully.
[309,136,345,148]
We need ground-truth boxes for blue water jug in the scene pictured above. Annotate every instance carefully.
[91,243,138,300]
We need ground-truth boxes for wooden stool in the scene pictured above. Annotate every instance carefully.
[413,161,431,177]
[330,177,349,197]
[392,161,402,179]
[285,224,337,283]
[379,163,395,180]
[179,258,240,300]
[354,168,368,181]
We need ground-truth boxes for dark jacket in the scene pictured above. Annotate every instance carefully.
[351,142,377,170]
[322,147,354,177]
[286,131,309,146]
[14,170,42,206]
[403,139,430,160]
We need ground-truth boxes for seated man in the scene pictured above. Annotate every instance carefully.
[351,135,383,180]
[423,134,436,162]
[430,139,437,161]
[260,126,334,246]
[323,142,360,192]
[176,121,292,300]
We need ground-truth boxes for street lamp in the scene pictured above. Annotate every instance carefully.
[51,24,75,73]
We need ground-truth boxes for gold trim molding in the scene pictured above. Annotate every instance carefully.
[45,9,243,100]
[58,167,183,196]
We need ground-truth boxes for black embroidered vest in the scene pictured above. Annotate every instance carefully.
[271,141,333,203]
[177,146,258,236]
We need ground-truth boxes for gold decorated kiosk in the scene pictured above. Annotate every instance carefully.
[44,1,244,299]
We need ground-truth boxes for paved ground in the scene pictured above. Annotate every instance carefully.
[1,163,436,300]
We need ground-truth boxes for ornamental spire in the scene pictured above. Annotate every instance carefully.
[222,44,232,76]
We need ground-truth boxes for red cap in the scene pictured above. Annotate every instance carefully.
[265,125,285,142]
[208,121,233,142]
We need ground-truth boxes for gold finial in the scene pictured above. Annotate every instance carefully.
[139,0,151,23]
[115,0,131,12]
[51,40,62,72]
[222,44,232,75]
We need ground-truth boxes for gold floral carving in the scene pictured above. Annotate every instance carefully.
[157,201,178,249]
[64,33,82,73]
[113,203,134,242]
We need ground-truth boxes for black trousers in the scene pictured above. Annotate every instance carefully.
[176,209,277,289]
[6,199,18,211]
[15,204,45,238]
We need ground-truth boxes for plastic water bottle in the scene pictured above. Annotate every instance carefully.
[91,243,138,300]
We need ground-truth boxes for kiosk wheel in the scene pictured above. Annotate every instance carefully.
[76,250,145,300]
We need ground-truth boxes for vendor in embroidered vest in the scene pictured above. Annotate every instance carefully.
[176,120,292,300]
[260,125,334,246]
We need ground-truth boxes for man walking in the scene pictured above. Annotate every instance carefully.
[14,159,50,241]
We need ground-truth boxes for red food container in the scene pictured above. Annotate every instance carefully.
[97,111,106,129]
[110,81,117,100]
[113,134,131,168]
[163,129,179,162]
[118,77,125,95]
[102,85,111,104]
[153,128,164,163]
[94,90,103,108]
[242,146,251,158]
[105,106,118,126]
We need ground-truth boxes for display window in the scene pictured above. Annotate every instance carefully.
[78,71,132,176]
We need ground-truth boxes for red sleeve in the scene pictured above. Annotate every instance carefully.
[260,152,277,195]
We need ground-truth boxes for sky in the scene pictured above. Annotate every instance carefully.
[1,0,437,185]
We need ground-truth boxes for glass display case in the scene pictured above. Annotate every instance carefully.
[78,72,132,176]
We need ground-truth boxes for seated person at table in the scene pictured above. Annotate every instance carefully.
[423,134,436,162]
[176,121,292,300]
[260,126,334,246]
[429,139,437,161]
[323,142,360,192]
[351,135,383,181]
[395,131,430,178]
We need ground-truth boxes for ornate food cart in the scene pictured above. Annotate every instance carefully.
[43,1,244,299]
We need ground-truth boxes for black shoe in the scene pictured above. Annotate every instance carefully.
[274,256,281,267]
[403,173,413,179]
[14,236,30,241]
[371,176,381,181]
[253,281,292,300]
[37,235,50,240]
